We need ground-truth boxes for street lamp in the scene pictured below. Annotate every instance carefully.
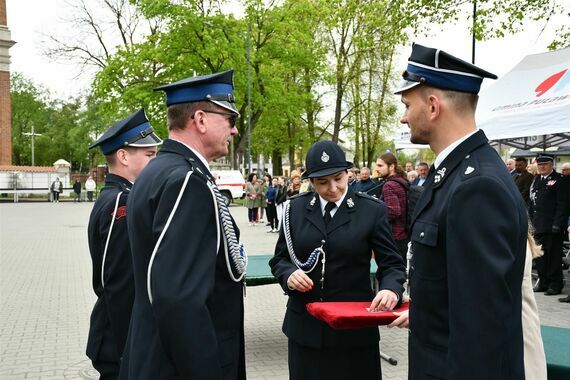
[204,20,252,173]
[22,125,42,166]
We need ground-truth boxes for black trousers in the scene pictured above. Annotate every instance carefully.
[52,191,59,201]
[288,339,381,380]
[92,359,120,380]
[266,202,277,229]
[535,232,564,291]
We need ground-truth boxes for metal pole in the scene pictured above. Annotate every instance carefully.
[471,0,477,64]
[31,125,35,166]
[247,21,252,174]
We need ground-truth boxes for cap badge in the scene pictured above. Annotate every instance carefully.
[321,151,330,162]
[310,197,316,206]
[347,198,354,208]
[464,166,475,175]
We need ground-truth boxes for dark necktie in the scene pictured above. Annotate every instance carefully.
[323,201,336,225]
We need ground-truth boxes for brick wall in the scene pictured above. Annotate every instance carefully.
[0,0,6,26]
[0,70,11,165]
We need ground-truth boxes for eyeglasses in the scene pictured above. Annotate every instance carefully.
[203,110,238,128]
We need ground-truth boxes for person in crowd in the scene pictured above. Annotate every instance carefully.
[529,153,568,296]
[376,152,409,261]
[275,176,288,228]
[528,160,538,176]
[347,168,357,187]
[269,140,405,380]
[561,214,570,303]
[50,177,63,202]
[411,162,429,186]
[86,108,161,379]
[394,43,527,379]
[287,172,301,197]
[245,173,261,226]
[506,158,516,176]
[73,179,82,202]
[405,162,414,172]
[513,157,534,206]
[561,162,570,177]
[120,71,246,379]
[85,175,97,202]
[407,170,418,183]
[258,175,268,223]
[265,175,278,232]
[352,167,377,193]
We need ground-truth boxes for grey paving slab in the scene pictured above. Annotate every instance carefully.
[1,202,568,379]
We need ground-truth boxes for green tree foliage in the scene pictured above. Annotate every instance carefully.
[43,0,568,173]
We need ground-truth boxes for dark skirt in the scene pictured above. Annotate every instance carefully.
[288,339,381,380]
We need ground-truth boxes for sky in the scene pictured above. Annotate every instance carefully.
[4,0,567,100]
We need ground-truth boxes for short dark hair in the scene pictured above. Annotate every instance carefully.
[514,157,527,163]
[419,85,479,113]
[417,162,429,168]
[167,101,213,131]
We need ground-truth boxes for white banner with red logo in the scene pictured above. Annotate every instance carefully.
[476,47,570,142]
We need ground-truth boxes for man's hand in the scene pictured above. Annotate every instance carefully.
[287,269,313,292]
[369,289,398,311]
[388,295,410,329]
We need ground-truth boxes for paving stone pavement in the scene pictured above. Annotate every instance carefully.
[0,202,568,379]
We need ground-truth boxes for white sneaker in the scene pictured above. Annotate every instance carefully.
[248,222,253,226]
[266,228,273,233]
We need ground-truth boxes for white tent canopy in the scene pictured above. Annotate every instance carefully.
[395,47,570,150]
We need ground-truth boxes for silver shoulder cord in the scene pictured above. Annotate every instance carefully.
[283,201,326,289]
[206,179,247,282]
[101,191,123,288]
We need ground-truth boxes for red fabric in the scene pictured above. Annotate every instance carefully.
[306,302,409,330]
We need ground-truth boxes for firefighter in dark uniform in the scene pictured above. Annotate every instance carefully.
[529,153,568,295]
[269,140,406,380]
[86,109,162,379]
[119,70,246,380]
[395,44,527,379]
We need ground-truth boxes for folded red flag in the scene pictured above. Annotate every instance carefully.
[306,302,409,330]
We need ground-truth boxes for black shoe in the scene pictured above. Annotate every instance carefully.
[545,288,562,296]
[559,295,570,303]
[533,285,548,292]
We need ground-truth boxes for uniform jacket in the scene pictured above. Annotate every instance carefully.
[408,130,527,380]
[513,170,534,206]
[529,170,569,233]
[86,174,134,363]
[269,188,406,350]
[120,139,245,380]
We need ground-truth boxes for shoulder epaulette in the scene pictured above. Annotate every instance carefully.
[355,191,381,203]
[288,191,313,201]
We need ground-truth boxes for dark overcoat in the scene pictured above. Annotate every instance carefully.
[119,139,245,380]
[269,188,406,375]
[529,170,568,233]
[86,174,134,366]
[513,170,534,206]
[87,174,134,364]
[408,130,527,380]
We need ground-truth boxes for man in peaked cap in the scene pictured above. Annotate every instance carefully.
[270,140,405,379]
[529,153,569,296]
[120,70,246,380]
[86,108,161,380]
[393,43,528,379]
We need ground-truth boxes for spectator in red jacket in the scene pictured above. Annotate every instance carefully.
[376,152,409,261]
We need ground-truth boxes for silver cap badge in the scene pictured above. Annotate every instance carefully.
[321,151,330,162]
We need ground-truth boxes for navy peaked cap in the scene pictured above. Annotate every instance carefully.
[303,140,353,179]
[89,108,162,155]
[154,69,239,115]
[394,43,497,94]
[536,153,554,164]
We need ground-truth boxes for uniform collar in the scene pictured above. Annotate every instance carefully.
[434,129,479,169]
[105,173,133,191]
[318,186,348,215]
[159,139,214,180]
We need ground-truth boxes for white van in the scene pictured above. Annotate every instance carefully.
[211,170,245,205]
